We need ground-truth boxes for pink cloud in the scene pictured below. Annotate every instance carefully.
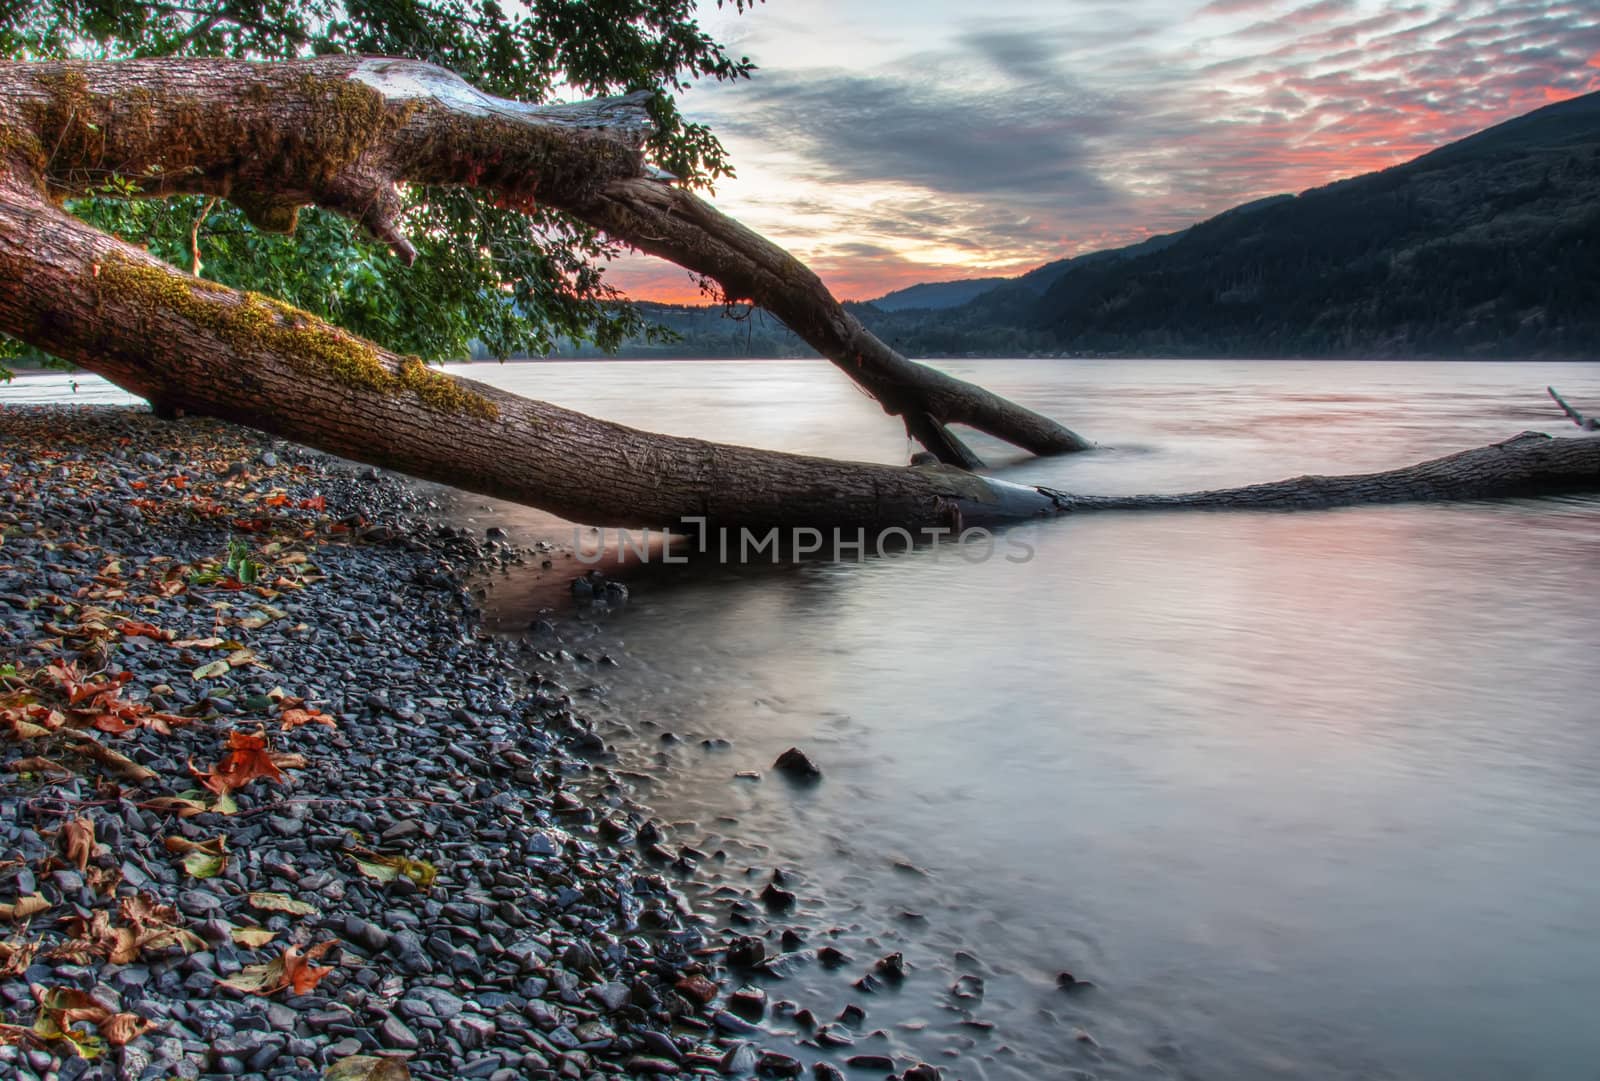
[1196,0,1280,16]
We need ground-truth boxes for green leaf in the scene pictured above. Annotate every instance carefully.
[165,835,227,879]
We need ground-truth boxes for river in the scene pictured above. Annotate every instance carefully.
[11,358,1600,1081]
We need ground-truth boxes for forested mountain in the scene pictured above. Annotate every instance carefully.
[857,91,1600,359]
[551,90,1600,361]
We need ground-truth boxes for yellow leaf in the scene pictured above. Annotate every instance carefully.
[350,849,437,890]
[230,926,279,948]
[0,894,49,921]
[191,660,231,681]
[247,892,318,917]
[324,1055,414,1081]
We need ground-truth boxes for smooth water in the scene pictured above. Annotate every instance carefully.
[15,360,1600,1080]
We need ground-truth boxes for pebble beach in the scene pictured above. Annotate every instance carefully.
[0,405,902,1081]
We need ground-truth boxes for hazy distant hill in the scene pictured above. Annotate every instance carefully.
[868,277,1009,311]
[858,91,1600,359]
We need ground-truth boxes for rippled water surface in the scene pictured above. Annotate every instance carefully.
[15,359,1600,1080]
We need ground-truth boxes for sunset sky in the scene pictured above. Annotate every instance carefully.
[607,0,1600,303]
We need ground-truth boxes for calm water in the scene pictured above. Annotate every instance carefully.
[14,360,1600,1080]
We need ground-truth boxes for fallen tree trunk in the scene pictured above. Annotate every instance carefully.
[1,56,1597,532]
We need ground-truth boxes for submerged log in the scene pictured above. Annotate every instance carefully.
[1046,432,1600,513]
[1548,386,1599,430]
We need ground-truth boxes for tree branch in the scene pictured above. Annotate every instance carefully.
[0,56,1087,466]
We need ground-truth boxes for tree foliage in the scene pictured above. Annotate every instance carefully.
[0,0,757,376]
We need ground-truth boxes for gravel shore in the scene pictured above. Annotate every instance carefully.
[0,406,824,1081]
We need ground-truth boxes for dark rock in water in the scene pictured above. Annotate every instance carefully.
[772,747,821,780]
[780,928,805,951]
[874,952,906,981]
[837,1004,867,1027]
[812,1064,846,1081]
[625,1056,681,1075]
[713,1009,759,1035]
[486,526,508,539]
[673,975,717,1006]
[760,882,796,911]
[903,1065,942,1081]
[726,935,767,969]
[1056,970,1094,991]
[816,945,851,968]
[814,1024,853,1048]
[756,1051,803,1077]
[951,974,984,1000]
[728,985,767,1021]
[720,1043,759,1075]
[845,1054,895,1071]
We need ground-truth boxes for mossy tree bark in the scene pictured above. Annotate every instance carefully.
[1,56,1597,531]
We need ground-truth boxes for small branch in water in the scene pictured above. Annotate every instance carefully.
[1547,386,1599,430]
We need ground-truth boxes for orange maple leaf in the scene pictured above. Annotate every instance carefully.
[189,727,299,796]
[218,940,338,996]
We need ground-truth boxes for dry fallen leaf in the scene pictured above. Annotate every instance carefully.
[5,755,74,780]
[0,935,37,977]
[324,1054,414,1081]
[60,816,95,873]
[54,893,201,966]
[138,795,210,818]
[349,849,437,890]
[189,727,300,796]
[0,894,50,921]
[31,985,157,1055]
[246,892,318,917]
[191,659,230,681]
[164,835,228,879]
[218,940,338,996]
[118,620,173,642]
[279,706,334,731]
[230,926,279,948]
[72,739,158,783]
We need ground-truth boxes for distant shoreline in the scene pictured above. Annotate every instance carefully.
[8,354,1597,380]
